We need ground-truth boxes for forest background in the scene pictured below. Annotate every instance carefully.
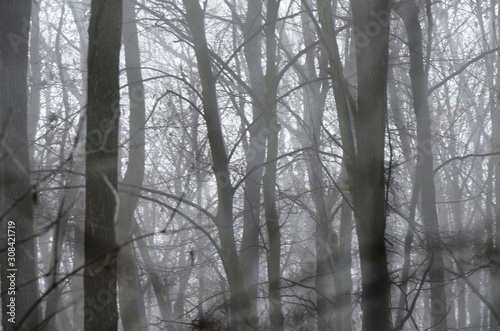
[1,0,500,330]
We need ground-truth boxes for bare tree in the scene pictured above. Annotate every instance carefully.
[84,0,122,329]
[116,0,148,329]
[394,1,448,329]
[182,1,257,329]
[0,1,41,330]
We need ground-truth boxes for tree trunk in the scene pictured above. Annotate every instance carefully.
[239,0,267,313]
[337,191,354,331]
[491,50,500,331]
[43,8,82,327]
[84,0,122,329]
[262,0,284,329]
[394,2,448,329]
[491,1,500,328]
[0,1,41,330]
[299,3,336,329]
[116,0,148,329]
[28,0,41,159]
[182,1,257,329]
[349,0,393,329]
[313,0,393,328]
[133,218,173,323]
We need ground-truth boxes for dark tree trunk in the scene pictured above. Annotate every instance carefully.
[84,0,122,330]
[0,1,41,330]
[313,0,393,328]
[349,0,393,329]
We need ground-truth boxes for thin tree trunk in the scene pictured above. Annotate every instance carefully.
[394,2,448,329]
[262,0,284,329]
[491,52,500,331]
[491,2,500,328]
[116,0,148,329]
[239,0,267,313]
[337,191,353,331]
[67,4,88,329]
[28,0,41,159]
[299,3,337,328]
[182,2,257,329]
[389,66,421,330]
[133,217,173,323]
[43,6,82,328]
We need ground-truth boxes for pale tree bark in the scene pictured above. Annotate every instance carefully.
[172,90,207,327]
[182,1,257,329]
[262,0,284,329]
[173,241,194,328]
[491,38,500,331]
[43,5,81,328]
[337,188,354,331]
[133,218,173,323]
[471,0,500,327]
[60,3,89,329]
[239,0,267,312]
[303,65,336,331]
[447,113,466,330]
[0,1,41,330]
[490,0,500,328]
[388,64,422,330]
[84,0,122,329]
[171,175,193,327]
[28,0,41,158]
[309,30,354,331]
[270,2,353,328]
[394,2,448,329]
[116,0,148,329]
[190,105,208,321]
[297,7,337,327]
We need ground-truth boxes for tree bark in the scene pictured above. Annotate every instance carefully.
[84,0,122,329]
[349,0,393,329]
[0,1,41,330]
[43,6,82,328]
[394,2,448,329]
[28,0,41,159]
[116,0,148,329]
[262,0,284,329]
[239,0,267,313]
[182,1,257,329]
[312,0,393,328]
[299,3,336,329]
[491,1,500,328]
